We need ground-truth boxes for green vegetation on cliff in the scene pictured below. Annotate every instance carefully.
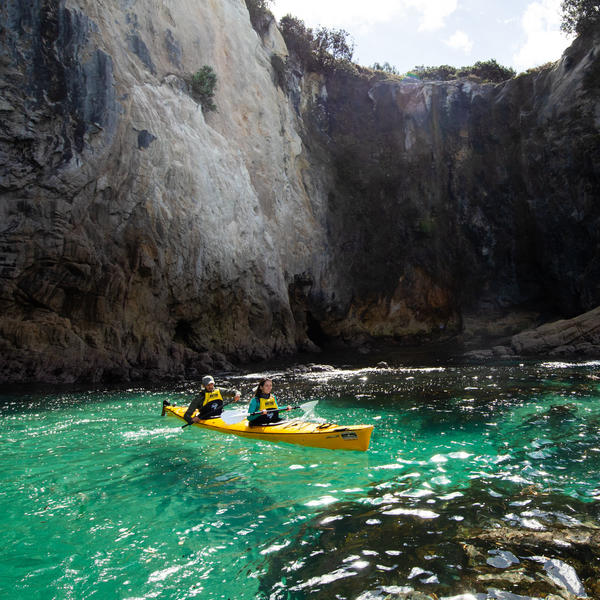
[561,0,600,34]
[279,20,514,84]
[368,59,516,83]
[370,62,401,75]
[245,0,273,35]
[279,14,354,70]
[190,66,217,112]
[413,59,516,83]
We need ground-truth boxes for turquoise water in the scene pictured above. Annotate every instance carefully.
[1,360,600,599]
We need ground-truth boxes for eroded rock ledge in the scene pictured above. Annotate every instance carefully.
[466,305,600,360]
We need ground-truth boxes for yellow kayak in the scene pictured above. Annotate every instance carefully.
[163,404,373,451]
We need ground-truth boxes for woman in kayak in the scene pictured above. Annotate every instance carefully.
[248,378,290,426]
[184,375,241,423]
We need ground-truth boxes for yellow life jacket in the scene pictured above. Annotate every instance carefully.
[258,394,278,411]
[202,389,223,407]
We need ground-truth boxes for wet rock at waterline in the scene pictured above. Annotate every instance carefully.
[510,306,600,358]
[1,1,599,383]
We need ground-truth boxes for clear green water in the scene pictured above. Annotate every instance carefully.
[2,360,600,599]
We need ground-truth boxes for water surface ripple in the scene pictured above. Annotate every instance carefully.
[1,360,599,598]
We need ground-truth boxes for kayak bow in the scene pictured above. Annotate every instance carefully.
[163,403,373,452]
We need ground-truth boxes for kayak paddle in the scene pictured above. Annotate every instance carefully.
[179,398,245,428]
[163,398,239,427]
[220,405,297,425]
[219,399,318,425]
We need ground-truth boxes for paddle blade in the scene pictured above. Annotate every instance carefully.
[220,410,248,425]
[300,400,318,415]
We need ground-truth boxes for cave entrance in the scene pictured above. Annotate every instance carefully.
[306,311,329,347]
[174,319,194,347]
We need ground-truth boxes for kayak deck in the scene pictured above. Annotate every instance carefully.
[164,404,373,451]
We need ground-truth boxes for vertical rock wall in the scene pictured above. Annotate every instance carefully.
[296,32,600,344]
[0,0,331,382]
[0,1,598,383]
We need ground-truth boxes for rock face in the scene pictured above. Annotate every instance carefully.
[299,34,600,344]
[1,0,326,382]
[510,304,600,357]
[0,1,599,383]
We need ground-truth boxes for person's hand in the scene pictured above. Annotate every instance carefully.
[286,406,291,411]
[261,409,267,415]
[192,416,201,423]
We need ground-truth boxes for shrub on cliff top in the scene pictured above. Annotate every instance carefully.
[414,59,516,83]
[279,15,315,67]
[522,61,557,76]
[561,0,600,34]
[370,62,400,75]
[279,14,354,71]
[459,59,516,82]
[413,64,457,81]
[312,26,354,67]
[191,66,217,112]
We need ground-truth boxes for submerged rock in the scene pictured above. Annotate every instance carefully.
[540,558,587,597]
[486,550,520,569]
[257,483,600,598]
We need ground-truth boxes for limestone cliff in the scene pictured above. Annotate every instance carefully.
[0,0,599,383]
[1,0,330,382]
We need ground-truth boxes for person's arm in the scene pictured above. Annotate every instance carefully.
[247,397,259,421]
[183,397,201,424]
[220,387,241,402]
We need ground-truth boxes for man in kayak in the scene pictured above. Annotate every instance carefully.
[248,378,290,426]
[184,375,241,423]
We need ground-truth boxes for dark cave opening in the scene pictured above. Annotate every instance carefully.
[174,319,193,346]
[306,311,329,347]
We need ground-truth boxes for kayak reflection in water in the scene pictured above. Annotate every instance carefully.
[184,375,241,423]
[248,378,291,426]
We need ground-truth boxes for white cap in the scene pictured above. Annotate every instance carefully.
[202,375,215,386]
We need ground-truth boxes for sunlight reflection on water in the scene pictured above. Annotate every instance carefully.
[2,360,600,598]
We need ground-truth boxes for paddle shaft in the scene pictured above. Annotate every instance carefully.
[248,405,298,417]
[183,405,299,428]
[179,398,240,428]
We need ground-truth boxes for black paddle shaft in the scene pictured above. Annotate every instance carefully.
[177,398,240,428]
[181,405,299,428]
[247,405,299,416]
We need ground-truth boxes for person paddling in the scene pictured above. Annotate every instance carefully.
[247,378,290,426]
[184,375,241,423]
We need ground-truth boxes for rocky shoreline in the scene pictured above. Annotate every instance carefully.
[464,306,600,361]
